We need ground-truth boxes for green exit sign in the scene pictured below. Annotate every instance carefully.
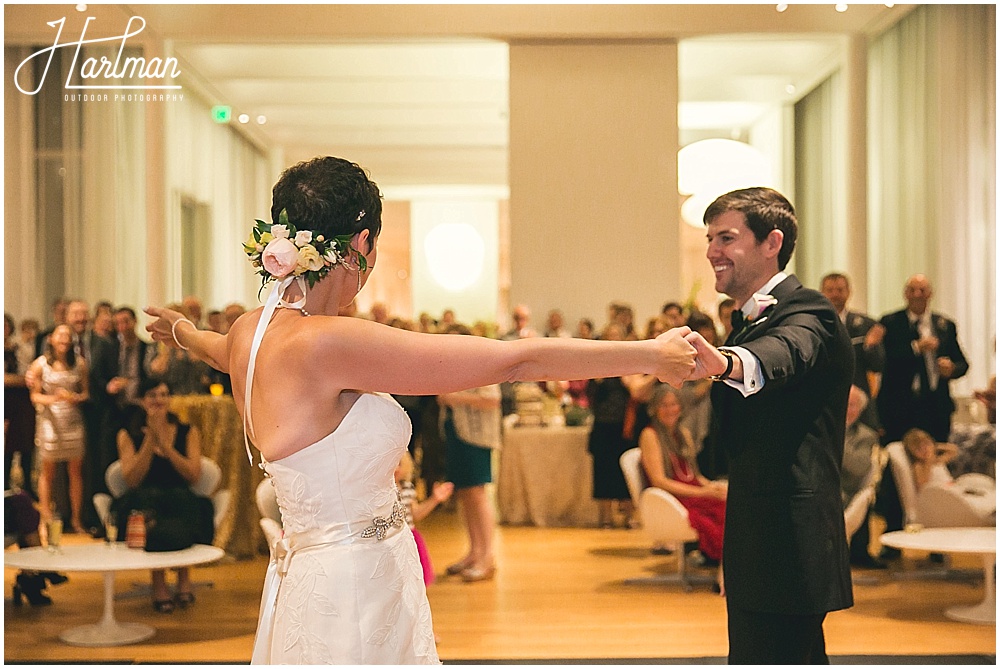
[211,105,232,123]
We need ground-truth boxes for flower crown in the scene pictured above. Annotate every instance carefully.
[243,209,368,293]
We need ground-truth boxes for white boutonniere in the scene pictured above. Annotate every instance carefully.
[746,293,778,323]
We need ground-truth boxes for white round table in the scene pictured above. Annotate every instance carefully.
[5,543,224,646]
[880,527,996,624]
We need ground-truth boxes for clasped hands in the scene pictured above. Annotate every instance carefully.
[653,327,731,388]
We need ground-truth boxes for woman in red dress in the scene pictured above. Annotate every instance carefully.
[639,384,727,582]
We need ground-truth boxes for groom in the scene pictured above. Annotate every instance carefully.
[688,187,854,664]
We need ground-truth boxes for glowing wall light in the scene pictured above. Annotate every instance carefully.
[423,223,485,292]
[677,138,772,227]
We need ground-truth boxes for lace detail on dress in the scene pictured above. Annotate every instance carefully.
[281,553,339,663]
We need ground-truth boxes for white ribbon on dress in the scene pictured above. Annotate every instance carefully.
[243,275,308,466]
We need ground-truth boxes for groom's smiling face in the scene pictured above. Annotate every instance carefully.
[705,210,780,307]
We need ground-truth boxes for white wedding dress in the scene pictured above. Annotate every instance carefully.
[251,393,440,664]
[245,278,439,664]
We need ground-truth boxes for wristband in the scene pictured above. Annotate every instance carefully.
[710,348,735,382]
[171,318,194,351]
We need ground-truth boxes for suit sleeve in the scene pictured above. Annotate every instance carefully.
[739,307,838,392]
[943,320,969,380]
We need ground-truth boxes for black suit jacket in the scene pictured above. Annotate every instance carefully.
[842,310,885,394]
[710,275,854,615]
[876,309,969,442]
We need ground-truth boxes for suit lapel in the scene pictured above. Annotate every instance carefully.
[730,275,801,346]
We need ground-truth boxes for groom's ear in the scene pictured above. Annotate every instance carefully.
[761,228,783,260]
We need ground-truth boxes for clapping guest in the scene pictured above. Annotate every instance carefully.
[27,324,89,532]
[112,377,214,612]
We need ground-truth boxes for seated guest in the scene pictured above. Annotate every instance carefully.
[112,377,214,613]
[841,385,885,568]
[902,428,959,491]
[639,385,726,585]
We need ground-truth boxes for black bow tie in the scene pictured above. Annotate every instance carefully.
[731,310,747,332]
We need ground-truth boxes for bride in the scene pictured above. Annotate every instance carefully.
[145,156,702,664]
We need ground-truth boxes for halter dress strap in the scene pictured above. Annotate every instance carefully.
[243,275,308,467]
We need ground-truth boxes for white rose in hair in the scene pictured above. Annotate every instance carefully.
[270,224,289,239]
[295,244,324,275]
[294,230,313,246]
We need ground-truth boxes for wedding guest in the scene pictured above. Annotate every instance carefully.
[5,490,68,606]
[439,378,502,582]
[17,318,39,374]
[870,274,969,444]
[717,297,737,342]
[35,297,68,358]
[223,303,246,333]
[544,309,572,338]
[370,302,391,325]
[502,304,537,340]
[639,385,726,586]
[575,317,596,340]
[150,305,211,395]
[92,310,115,340]
[5,313,36,495]
[679,310,716,457]
[27,324,89,532]
[840,385,885,569]
[207,310,226,334]
[182,296,205,328]
[112,377,214,612]
[661,301,686,329]
[820,272,885,431]
[394,452,454,586]
[644,316,667,340]
[587,324,635,528]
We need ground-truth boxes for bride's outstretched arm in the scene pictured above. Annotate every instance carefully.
[144,306,230,373]
[304,316,699,396]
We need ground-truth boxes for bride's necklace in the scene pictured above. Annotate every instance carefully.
[278,305,310,317]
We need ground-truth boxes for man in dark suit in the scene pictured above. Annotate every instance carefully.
[820,272,885,432]
[867,275,969,544]
[688,187,854,664]
[871,274,969,444]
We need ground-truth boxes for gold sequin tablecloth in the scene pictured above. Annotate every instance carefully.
[170,394,267,559]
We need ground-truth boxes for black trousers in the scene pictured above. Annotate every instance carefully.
[727,602,828,664]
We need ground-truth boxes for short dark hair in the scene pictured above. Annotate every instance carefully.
[139,375,170,398]
[270,157,383,254]
[704,187,798,271]
[115,306,137,321]
[820,272,849,288]
[661,301,683,315]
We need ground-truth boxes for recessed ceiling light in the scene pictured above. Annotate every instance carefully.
[256,115,267,125]
[785,84,796,95]
[776,3,788,12]
[885,2,894,6]
[238,113,250,124]
[836,4,848,12]
[76,4,87,11]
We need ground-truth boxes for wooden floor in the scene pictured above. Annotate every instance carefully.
[4,507,995,664]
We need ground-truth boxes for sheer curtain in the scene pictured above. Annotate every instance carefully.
[868,5,996,393]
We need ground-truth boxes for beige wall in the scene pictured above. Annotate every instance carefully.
[508,40,680,332]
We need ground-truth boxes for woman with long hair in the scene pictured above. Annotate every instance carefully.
[27,324,88,533]
[639,384,726,586]
[145,156,701,664]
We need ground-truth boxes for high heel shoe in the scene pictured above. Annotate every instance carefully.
[445,560,472,576]
[460,565,496,583]
[14,574,52,607]
[40,571,68,586]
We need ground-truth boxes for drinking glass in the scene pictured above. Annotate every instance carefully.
[46,518,63,552]
[105,518,119,545]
